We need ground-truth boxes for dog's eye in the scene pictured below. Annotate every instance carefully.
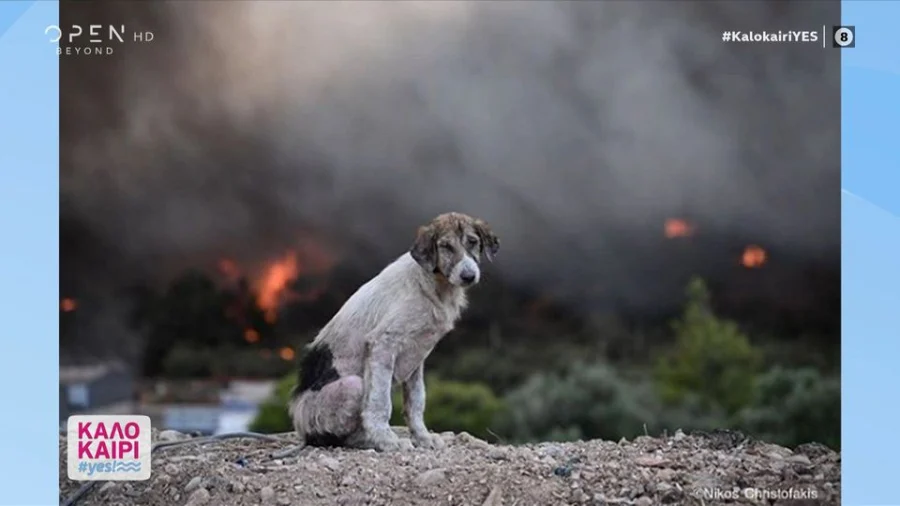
[440,243,454,251]
[466,237,478,248]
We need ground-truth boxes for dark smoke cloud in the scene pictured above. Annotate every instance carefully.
[61,1,840,315]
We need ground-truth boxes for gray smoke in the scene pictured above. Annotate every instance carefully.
[62,1,840,308]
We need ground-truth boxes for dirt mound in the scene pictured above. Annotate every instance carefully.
[60,428,840,506]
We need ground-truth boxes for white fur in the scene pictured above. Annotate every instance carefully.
[290,252,470,451]
[448,254,480,286]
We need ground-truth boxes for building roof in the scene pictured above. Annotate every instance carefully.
[59,361,129,384]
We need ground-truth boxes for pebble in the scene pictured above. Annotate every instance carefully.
[458,432,490,450]
[786,454,812,465]
[164,463,180,476]
[158,430,186,442]
[570,489,590,503]
[184,488,210,506]
[634,496,653,506]
[482,486,503,506]
[260,486,276,504]
[184,476,204,493]
[319,455,341,472]
[673,429,686,441]
[414,468,447,487]
[98,482,117,494]
[487,447,508,460]
[634,456,669,468]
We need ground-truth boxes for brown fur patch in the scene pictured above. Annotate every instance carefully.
[410,213,499,277]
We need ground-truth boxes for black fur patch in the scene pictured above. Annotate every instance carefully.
[293,344,340,397]
[305,432,347,447]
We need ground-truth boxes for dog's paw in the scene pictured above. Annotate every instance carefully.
[412,431,446,450]
[373,436,414,452]
[365,427,412,452]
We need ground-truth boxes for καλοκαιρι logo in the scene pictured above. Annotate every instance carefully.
[67,415,152,481]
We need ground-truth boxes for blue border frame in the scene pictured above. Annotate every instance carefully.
[842,1,900,505]
[0,1,59,504]
[0,1,895,503]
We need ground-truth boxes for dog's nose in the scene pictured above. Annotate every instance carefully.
[460,271,476,284]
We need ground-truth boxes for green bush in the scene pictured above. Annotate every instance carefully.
[248,374,297,433]
[496,361,657,443]
[654,278,761,415]
[389,376,507,440]
[248,373,505,439]
[737,366,840,450]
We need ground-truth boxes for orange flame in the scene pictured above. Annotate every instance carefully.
[741,245,767,268]
[664,218,694,238]
[278,347,295,361]
[256,251,300,323]
[217,258,241,282]
[60,298,77,312]
[243,328,260,343]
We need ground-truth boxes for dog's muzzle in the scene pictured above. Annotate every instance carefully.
[451,256,480,287]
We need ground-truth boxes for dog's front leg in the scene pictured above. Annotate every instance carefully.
[402,363,446,450]
[359,341,412,452]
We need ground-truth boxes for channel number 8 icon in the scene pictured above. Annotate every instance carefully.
[833,26,855,48]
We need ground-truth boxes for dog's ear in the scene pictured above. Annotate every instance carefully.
[410,225,437,271]
[474,219,500,262]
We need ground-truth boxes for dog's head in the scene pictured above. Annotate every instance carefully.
[410,212,500,287]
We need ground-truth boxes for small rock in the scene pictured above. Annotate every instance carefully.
[553,465,572,477]
[164,463,179,476]
[98,482,117,494]
[414,468,447,487]
[571,489,589,503]
[158,430,185,442]
[260,486,276,504]
[458,432,490,450]
[319,455,341,472]
[786,454,812,465]
[185,477,204,493]
[228,480,246,493]
[618,437,628,445]
[277,497,291,506]
[340,474,356,487]
[635,496,653,506]
[482,486,503,506]
[673,429,686,441]
[635,456,669,468]
[487,447,508,460]
[184,488,210,506]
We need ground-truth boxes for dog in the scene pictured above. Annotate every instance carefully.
[288,212,499,452]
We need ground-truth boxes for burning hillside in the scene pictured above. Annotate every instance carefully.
[215,242,337,325]
[58,1,839,370]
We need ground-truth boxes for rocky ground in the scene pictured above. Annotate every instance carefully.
[60,428,840,506]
